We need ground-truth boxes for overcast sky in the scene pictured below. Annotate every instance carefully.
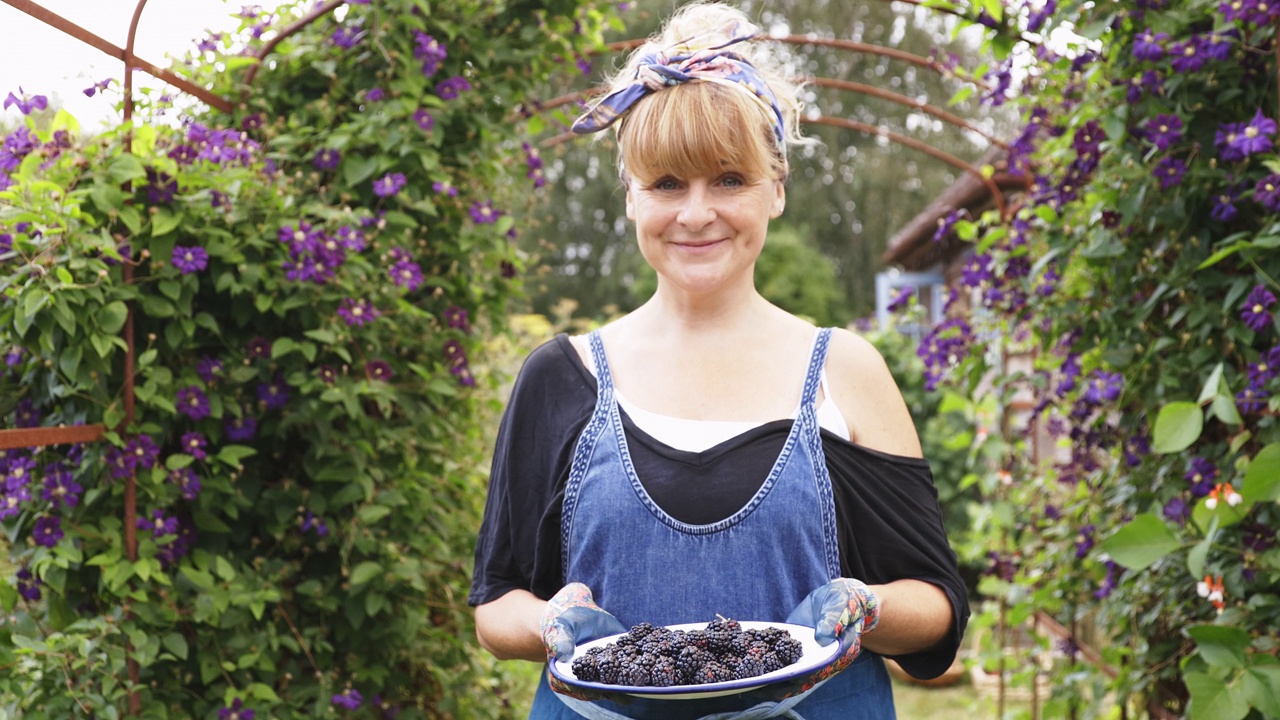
[1,0,288,130]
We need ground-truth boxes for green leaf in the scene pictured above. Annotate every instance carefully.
[192,511,232,534]
[107,154,147,184]
[1152,401,1204,453]
[365,591,388,617]
[140,295,176,318]
[1100,513,1180,571]
[1243,665,1280,717]
[1187,625,1250,669]
[151,209,183,237]
[179,566,215,591]
[344,155,379,186]
[1242,443,1280,503]
[349,561,382,586]
[59,343,83,382]
[214,557,237,582]
[1198,239,1251,270]
[358,505,392,524]
[1186,670,1249,720]
[1210,395,1243,426]
[0,581,17,612]
[271,337,298,359]
[99,301,129,335]
[1199,363,1226,404]
[246,682,281,703]
[159,280,182,301]
[162,633,189,660]
[217,445,258,467]
[305,329,336,344]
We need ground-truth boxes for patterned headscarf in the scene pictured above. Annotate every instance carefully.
[570,20,786,148]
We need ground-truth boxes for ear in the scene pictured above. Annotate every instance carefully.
[770,181,786,219]
[625,185,635,221]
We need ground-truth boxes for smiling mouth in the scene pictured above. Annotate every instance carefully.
[674,239,725,249]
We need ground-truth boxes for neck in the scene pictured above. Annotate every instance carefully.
[635,282,773,336]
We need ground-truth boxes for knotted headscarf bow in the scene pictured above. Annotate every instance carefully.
[570,20,786,147]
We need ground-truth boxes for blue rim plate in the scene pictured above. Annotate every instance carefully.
[550,621,838,700]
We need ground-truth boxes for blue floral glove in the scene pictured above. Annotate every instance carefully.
[785,577,880,681]
[539,582,628,664]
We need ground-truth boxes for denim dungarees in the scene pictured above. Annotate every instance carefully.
[530,328,895,720]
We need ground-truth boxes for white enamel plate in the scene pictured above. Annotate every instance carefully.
[550,621,839,700]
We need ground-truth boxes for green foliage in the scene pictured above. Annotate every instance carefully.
[926,1,1280,717]
[0,1,614,717]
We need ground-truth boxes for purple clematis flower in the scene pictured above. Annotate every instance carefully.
[1255,173,1280,212]
[365,360,394,381]
[372,173,407,198]
[1228,109,1277,157]
[171,246,209,274]
[1143,113,1183,150]
[218,698,255,720]
[332,689,363,710]
[314,148,341,171]
[1132,28,1168,60]
[33,515,63,547]
[4,88,48,115]
[182,431,208,460]
[1241,283,1277,332]
[435,76,471,100]
[176,386,211,420]
[224,415,257,442]
[1153,156,1187,190]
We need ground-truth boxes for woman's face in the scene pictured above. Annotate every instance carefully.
[626,169,784,295]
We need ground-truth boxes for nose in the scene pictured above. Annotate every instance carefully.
[676,181,716,231]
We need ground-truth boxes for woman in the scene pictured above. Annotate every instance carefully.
[469,3,968,718]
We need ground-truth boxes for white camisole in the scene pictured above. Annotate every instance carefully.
[582,332,852,453]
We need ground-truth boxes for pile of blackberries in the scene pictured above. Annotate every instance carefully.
[570,618,804,687]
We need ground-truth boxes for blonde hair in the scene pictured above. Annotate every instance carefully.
[600,1,810,183]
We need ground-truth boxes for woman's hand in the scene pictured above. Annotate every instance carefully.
[540,582,628,662]
[786,578,880,651]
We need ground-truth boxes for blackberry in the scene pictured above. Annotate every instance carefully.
[734,655,767,680]
[627,622,657,643]
[773,637,803,665]
[617,664,651,687]
[705,629,735,654]
[569,620,804,688]
[706,617,742,633]
[759,651,785,674]
[571,653,601,682]
[650,658,679,687]
[596,654,623,684]
[675,645,712,683]
[693,660,735,684]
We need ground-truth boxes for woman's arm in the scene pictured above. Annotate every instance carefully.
[474,588,548,662]
[862,579,953,655]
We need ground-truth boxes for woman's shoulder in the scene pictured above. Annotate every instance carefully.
[824,326,887,364]
[823,326,924,458]
[514,333,593,390]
